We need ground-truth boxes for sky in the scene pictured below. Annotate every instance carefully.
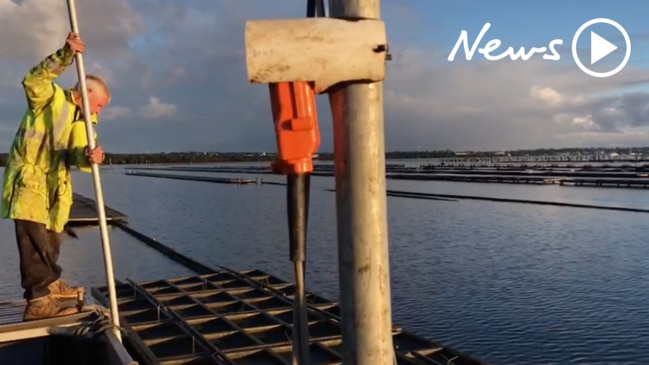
[0,0,648,153]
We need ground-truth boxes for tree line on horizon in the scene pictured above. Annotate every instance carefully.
[0,147,647,166]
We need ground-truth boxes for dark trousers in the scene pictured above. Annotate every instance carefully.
[14,219,63,300]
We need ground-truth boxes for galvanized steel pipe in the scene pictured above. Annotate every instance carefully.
[328,0,395,364]
[65,0,122,342]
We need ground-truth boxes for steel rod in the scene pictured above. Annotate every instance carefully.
[287,174,311,365]
[328,0,395,364]
[65,0,121,342]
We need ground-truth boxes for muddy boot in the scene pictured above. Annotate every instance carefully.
[48,279,85,300]
[23,295,79,321]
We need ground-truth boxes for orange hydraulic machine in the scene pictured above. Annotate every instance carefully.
[266,2,324,363]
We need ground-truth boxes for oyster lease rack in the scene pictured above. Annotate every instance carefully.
[92,269,486,365]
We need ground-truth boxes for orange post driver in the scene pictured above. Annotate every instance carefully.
[268,81,321,175]
[268,81,319,365]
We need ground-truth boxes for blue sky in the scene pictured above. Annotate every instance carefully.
[0,0,648,152]
[416,0,648,69]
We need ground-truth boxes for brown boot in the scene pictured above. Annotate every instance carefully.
[48,279,85,299]
[23,295,79,321]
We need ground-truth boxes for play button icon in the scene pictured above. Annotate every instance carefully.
[572,18,631,78]
[590,31,618,64]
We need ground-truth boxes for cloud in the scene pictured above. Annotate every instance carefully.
[102,97,176,121]
[88,62,114,85]
[102,106,131,121]
[138,96,176,119]
[530,86,563,106]
[0,0,647,152]
[0,0,144,62]
[383,43,649,150]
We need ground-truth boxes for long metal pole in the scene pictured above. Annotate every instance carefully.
[328,0,394,364]
[287,174,311,365]
[65,0,122,342]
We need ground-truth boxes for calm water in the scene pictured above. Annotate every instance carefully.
[1,162,649,364]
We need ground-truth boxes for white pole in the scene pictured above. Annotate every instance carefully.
[328,0,395,364]
[65,0,122,342]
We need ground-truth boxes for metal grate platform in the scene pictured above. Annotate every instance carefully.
[0,299,107,344]
[92,269,487,365]
[69,193,128,225]
[0,301,28,327]
[0,299,138,365]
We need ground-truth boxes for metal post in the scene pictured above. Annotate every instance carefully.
[65,0,122,342]
[328,0,394,364]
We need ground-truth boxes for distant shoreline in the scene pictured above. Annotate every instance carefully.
[1,147,649,166]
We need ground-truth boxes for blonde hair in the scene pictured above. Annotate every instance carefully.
[74,75,111,103]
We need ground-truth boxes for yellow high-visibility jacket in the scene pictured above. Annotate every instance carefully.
[1,46,99,233]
